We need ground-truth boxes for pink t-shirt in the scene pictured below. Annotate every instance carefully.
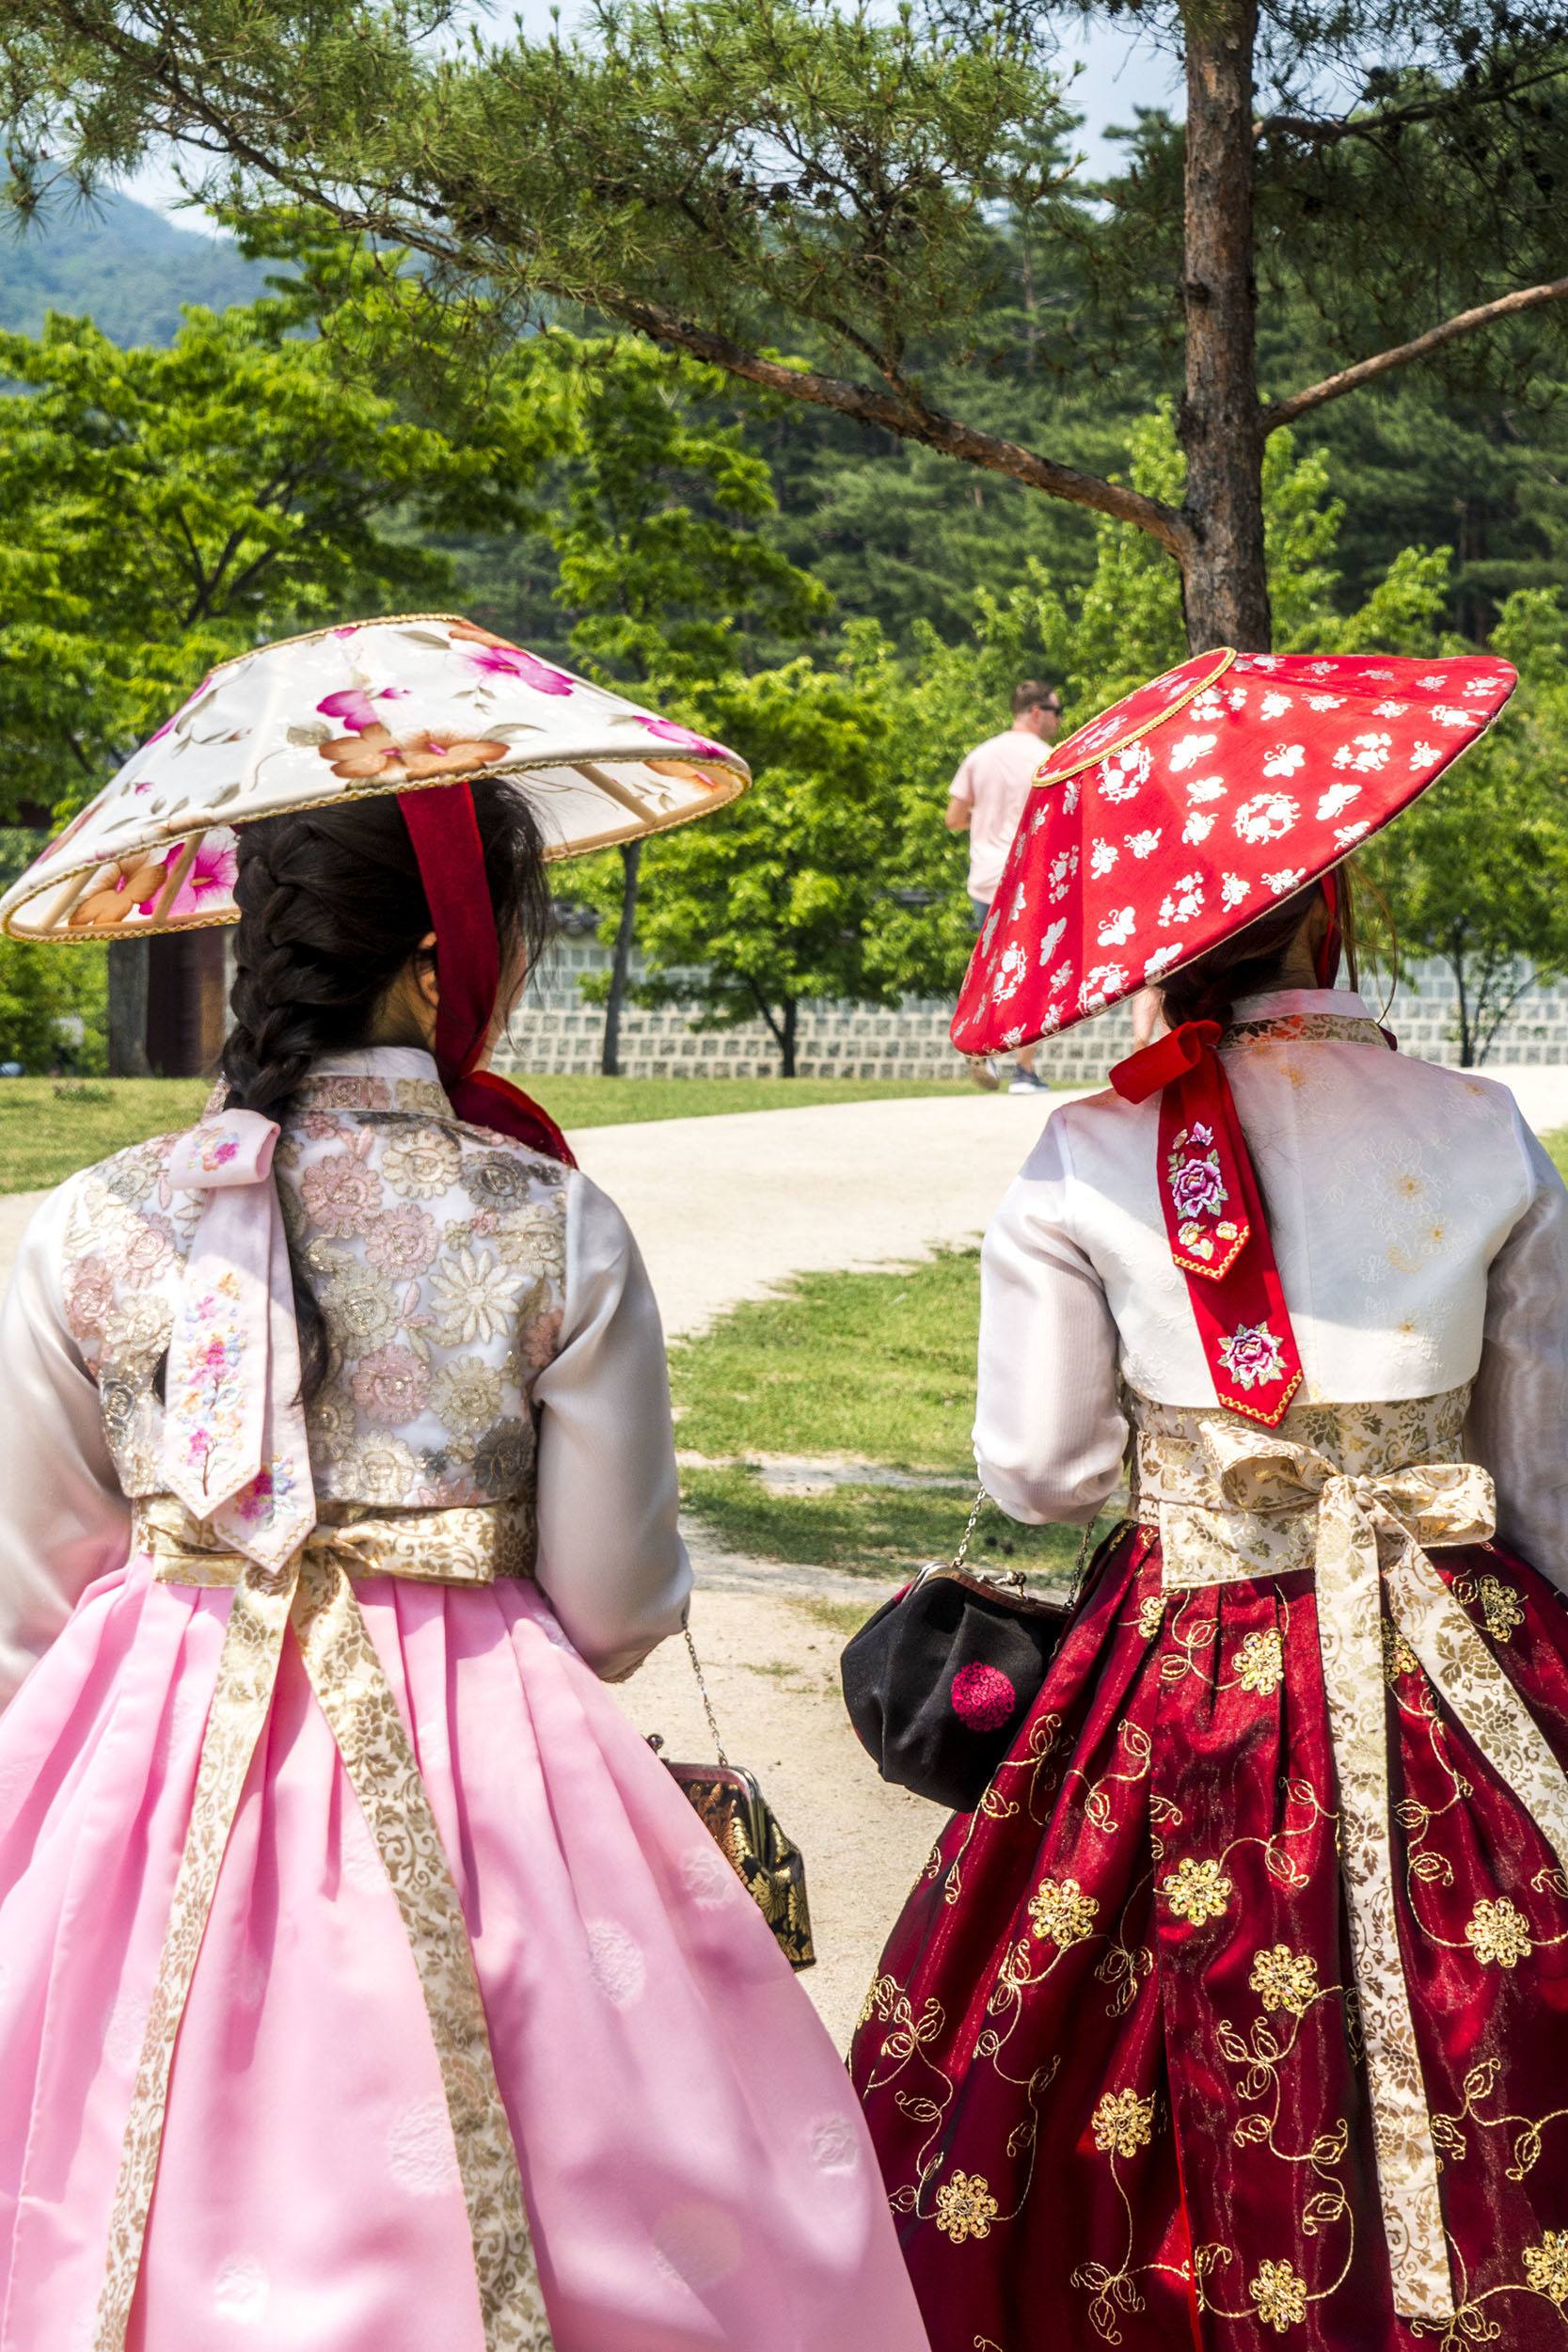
[949,729,1043,903]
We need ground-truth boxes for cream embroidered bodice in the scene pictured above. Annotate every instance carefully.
[55,1057,569,1516]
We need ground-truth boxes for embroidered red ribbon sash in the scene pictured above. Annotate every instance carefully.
[398,782,577,1167]
[1111,1021,1303,1425]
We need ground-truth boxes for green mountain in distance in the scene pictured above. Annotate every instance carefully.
[0,186,265,343]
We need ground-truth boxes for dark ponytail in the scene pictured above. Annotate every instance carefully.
[213,782,553,1405]
[1159,871,1358,1036]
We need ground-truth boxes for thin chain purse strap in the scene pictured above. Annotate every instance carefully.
[682,1623,731,1768]
[944,1483,1101,1607]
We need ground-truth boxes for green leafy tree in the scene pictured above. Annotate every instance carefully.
[1364,590,1568,1063]
[0,223,565,1066]
[849,406,1451,1003]
[630,657,905,1073]
[12,0,1568,648]
[519,334,831,1072]
[0,934,106,1070]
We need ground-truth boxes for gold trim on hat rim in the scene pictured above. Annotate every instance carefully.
[1030,645,1238,791]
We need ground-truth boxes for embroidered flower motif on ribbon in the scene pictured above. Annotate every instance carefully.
[165,1272,250,1495]
[1215,1319,1289,1395]
[1164,1120,1247,1273]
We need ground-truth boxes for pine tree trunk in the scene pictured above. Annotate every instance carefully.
[106,939,151,1076]
[1180,0,1272,654]
[601,841,641,1078]
[781,999,798,1078]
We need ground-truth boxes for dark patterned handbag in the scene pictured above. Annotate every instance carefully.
[651,1629,816,1971]
[840,1490,1097,1813]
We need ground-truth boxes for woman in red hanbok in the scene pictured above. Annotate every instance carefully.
[851,648,1568,2348]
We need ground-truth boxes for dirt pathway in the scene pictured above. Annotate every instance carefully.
[610,1533,937,2052]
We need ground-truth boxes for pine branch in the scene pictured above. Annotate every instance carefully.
[606,297,1191,552]
[1264,273,1568,432]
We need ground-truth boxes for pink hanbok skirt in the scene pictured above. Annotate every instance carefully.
[0,1551,927,2352]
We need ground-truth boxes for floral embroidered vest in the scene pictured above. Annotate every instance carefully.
[56,1059,568,1521]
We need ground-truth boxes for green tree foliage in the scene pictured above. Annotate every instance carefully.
[0,226,562,823]
[504,332,831,1071]
[10,0,1568,645]
[0,934,105,1069]
[628,659,905,1073]
[1363,591,1568,1064]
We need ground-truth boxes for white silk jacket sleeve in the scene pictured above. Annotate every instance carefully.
[1466,1114,1568,1587]
[531,1169,692,1680]
[0,1182,133,1711]
[974,1109,1129,1526]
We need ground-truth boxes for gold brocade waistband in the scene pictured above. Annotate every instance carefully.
[98,1494,554,2352]
[1123,1385,1568,2330]
[134,1491,534,1588]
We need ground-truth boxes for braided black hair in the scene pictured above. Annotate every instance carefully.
[216,782,553,1405]
[1159,872,1357,1036]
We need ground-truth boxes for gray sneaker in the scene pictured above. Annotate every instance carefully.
[1007,1067,1051,1094]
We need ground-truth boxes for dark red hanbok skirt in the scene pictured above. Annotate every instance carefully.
[850,1522,1568,2350]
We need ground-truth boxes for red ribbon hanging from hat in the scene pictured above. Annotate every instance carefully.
[1111,1022,1302,1426]
[398,782,578,1168]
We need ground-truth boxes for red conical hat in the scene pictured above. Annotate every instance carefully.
[951,647,1517,1057]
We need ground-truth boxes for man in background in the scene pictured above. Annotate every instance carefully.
[945,679,1062,1093]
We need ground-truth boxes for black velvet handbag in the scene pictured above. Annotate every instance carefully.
[840,1492,1097,1813]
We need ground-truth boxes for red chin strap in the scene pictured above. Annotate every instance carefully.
[1111,1021,1302,1426]
[397,782,577,1168]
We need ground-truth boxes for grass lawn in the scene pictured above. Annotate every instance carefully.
[1546,1130,1568,1186]
[0,1071,974,1195]
[670,1248,1093,1581]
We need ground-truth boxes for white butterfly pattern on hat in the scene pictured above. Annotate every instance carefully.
[990,942,1029,1003]
[1047,848,1080,902]
[1145,945,1183,978]
[1333,732,1391,772]
[1263,868,1307,896]
[1100,744,1151,803]
[1167,733,1218,774]
[1315,784,1361,821]
[1233,793,1300,844]
[1260,692,1294,720]
[1126,829,1163,859]
[1090,838,1119,877]
[1222,873,1251,908]
[1080,964,1128,1011]
[1262,743,1306,778]
[1186,777,1227,803]
[1098,906,1137,947]
[1158,874,1205,928]
[1037,917,1067,967]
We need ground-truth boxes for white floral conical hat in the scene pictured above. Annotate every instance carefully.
[0,613,749,941]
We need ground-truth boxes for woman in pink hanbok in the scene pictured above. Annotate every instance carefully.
[0,616,928,2352]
